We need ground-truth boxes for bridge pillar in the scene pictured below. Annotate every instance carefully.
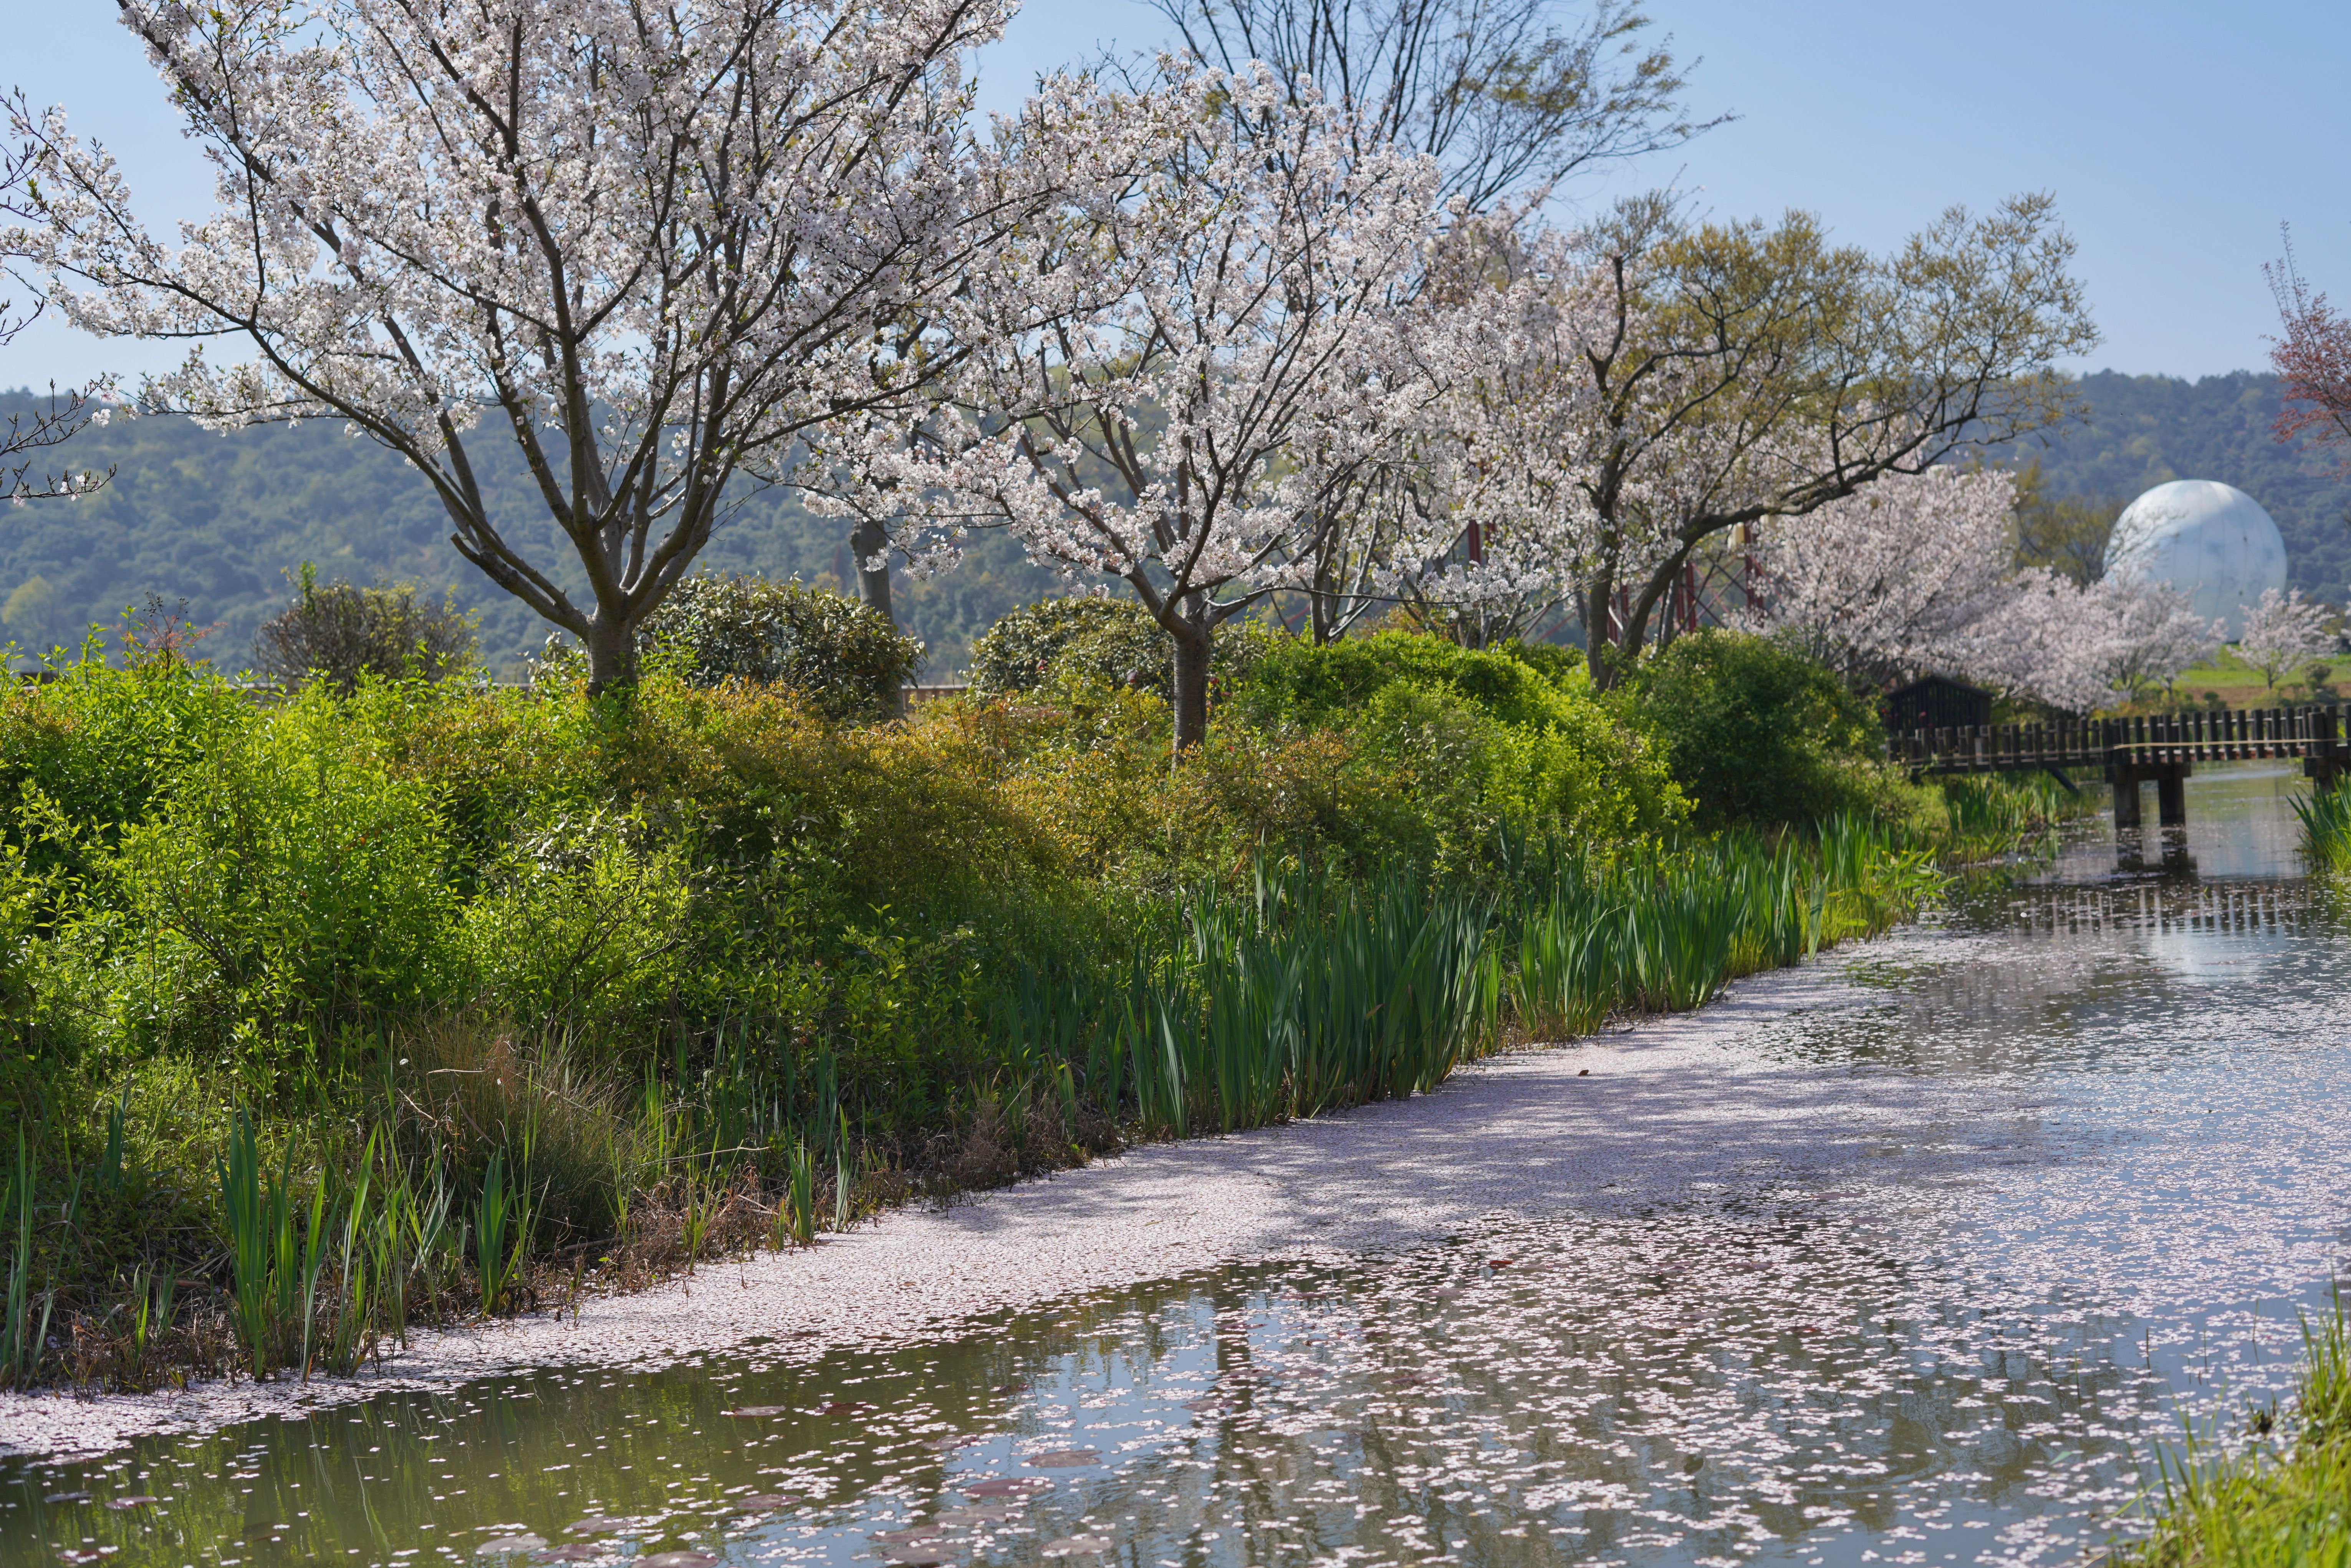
[2156,767,2189,826]
[2109,766,2142,829]
[2108,760,2191,829]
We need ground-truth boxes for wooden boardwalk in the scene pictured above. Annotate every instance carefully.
[1890,703,2347,827]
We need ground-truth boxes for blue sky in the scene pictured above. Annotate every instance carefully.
[8,0,2346,386]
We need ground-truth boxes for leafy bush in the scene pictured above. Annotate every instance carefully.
[1232,630,1687,860]
[1238,629,1588,731]
[252,565,477,692]
[0,619,1976,1391]
[1617,629,1900,830]
[639,574,921,721]
[967,595,1265,699]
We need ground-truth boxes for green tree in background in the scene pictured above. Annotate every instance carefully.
[2008,458,2122,585]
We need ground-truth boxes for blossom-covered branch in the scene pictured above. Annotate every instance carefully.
[5,0,1041,690]
[0,91,114,505]
[809,66,1445,746]
[1740,466,2218,715]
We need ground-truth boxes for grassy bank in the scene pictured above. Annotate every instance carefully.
[2118,1303,2351,1567]
[0,627,2035,1393]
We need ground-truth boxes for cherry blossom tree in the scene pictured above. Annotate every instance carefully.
[2267,228,2351,471]
[810,67,1445,747]
[2093,571,2223,702]
[3,0,1041,693]
[1738,465,2218,716]
[0,93,112,505]
[1404,195,2096,687]
[2237,587,2335,692]
[1737,466,2023,690]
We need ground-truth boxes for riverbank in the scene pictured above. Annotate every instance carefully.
[2117,1299,2350,1568]
[1,939,1945,1457]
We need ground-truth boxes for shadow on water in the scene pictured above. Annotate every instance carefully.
[9,764,2350,1568]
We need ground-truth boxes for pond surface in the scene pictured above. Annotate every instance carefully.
[8,766,2349,1568]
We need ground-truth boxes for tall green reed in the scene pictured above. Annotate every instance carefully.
[2,1128,50,1388]
[2295,784,2351,875]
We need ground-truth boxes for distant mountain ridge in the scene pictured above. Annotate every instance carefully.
[0,395,1059,676]
[2,370,2344,676]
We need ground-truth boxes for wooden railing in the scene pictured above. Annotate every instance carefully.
[1890,704,2347,775]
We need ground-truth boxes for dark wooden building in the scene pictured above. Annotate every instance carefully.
[1882,675,1992,733]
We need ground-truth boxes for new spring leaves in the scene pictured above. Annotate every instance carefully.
[6,0,2094,731]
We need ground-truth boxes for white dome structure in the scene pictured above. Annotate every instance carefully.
[2105,479,2287,641]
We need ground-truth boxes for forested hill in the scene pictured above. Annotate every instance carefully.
[0,396,1059,677]
[1996,370,2351,602]
[3,371,2345,676]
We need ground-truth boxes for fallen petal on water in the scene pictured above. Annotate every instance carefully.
[566,1517,634,1535]
[723,1405,790,1418]
[529,1549,604,1564]
[104,1495,159,1510]
[1041,1537,1115,1560]
[963,1477,1053,1498]
[638,1555,720,1568]
[1023,1448,1101,1468]
[477,1536,548,1555]
[872,1527,945,1545]
[732,1494,796,1510]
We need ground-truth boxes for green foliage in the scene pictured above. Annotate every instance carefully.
[2008,458,2121,584]
[1234,630,1688,860]
[639,574,922,721]
[967,595,1269,700]
[252,565,478,692]
[1238,629,1581,731]
[0,622,1975,1389]
[2296,784,2351,875]
[2116,1300,2351,1568]
[1508,817,1937,1038]
[1618,629,1900,831]
[0,395,1060,676]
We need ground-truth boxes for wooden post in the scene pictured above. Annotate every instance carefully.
[2156,764,2189,826]
[2110,762,2142,828]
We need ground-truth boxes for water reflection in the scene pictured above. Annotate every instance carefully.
[7,764,2348,1568]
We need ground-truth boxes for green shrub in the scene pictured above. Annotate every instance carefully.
[1236,629,1587,732]
[1231,630,1686,861]
[0,634,1981,1391]
[252,565,477,693]
[967,595,1265,700]
[1617,629,1899,830]
[639,574,921,722]
[83,686,457,1064]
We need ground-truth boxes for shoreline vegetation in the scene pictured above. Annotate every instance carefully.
[2118,1302,2351,1568]
[0,614,2068,1397]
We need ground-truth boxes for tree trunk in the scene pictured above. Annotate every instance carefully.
[1169,601,1214,751]
[849,516,896,625]
[848,516,906,718]
[584,610,638,697]
[1584,576,1618,689]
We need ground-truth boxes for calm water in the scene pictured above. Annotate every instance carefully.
[9,765,2350,1568]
